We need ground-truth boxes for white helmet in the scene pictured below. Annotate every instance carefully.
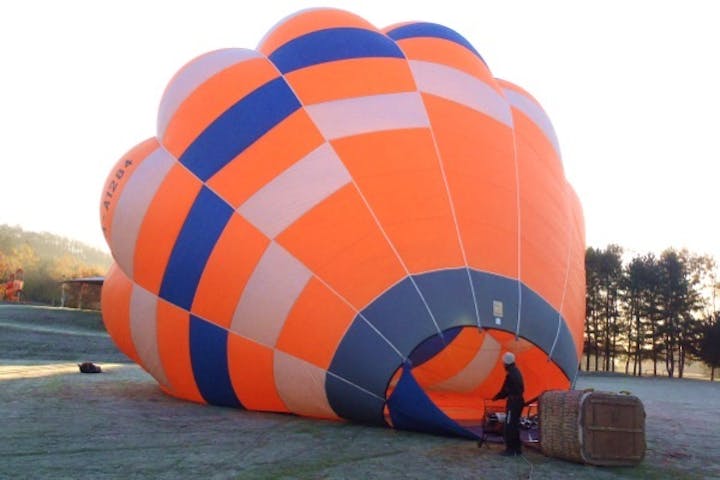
[502,352,516,365]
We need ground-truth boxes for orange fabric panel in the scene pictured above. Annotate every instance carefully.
[412,327,485,387]
[429,394,485,421]
[517,138,568,309]
[475,330,570,401]
[452,171,518,277]
[275,277,356,370]
[332,130,464,273]
[161,58,279,158]
[100,138,158,244]
[284,57,416,105]
[562,196,586,356]
[424,345,568,422]
[563,277,586,357]
[511,109,563,179]
[133,164,202,295]
[426,389,489,421]
[259,9,376,56]
[422,94,518,277]
[276,184,406,310]
[100,263,139,363]
[566,185,586,247]
[520,243,566,310]
[516,345,569,401]
[207,109,325,208]
[191,215,270,329]
[394,38,497,88]
[227,334,289,412]
[156,299,204,403]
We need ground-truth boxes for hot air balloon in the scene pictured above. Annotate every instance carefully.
[100,7,585,439]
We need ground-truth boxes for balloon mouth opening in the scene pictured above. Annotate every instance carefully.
[380,324,576,436]
[383,326,508,428]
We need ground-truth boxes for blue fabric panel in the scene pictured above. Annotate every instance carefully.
[159,187,233,310]
[387,366,478,439]
[179,77,301,181]
[269,27,405,74]
[189,316,242,408]
[385,22,485,63]
[470,270,519,332]
[413,268,478,330]
[518,285,558,353]
[325,374,387,426]
[549,320,580,380]
[361,277,439,357]
[326,269,579,427]
[408,326,463,367]
[517,286,578,380]
[328,318,403,399]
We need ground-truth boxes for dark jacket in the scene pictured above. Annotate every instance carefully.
[493,363,524,400]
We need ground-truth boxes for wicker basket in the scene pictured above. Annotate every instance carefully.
[539,389,645,466]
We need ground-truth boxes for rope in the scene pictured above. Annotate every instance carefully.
[519,453,534,480]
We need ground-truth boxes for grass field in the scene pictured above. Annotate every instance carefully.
[1,304,718,479]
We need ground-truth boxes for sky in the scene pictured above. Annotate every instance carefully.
[1,0,718,262]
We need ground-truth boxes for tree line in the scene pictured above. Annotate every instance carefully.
[585,245,720,380]
[0,224,111,305]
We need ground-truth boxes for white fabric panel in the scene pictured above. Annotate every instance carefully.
[305,92,430,140]
[429,334,500,393]
[409,60,513,127]
[502,88,561,158]
[238,143,351,238]
[157,48,262,138]
[111,147,175,277]
[230,242,311,346]
[129,285,169,386]
[273,350,336,419]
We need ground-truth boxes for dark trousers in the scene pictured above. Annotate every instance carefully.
[504,396,524,453]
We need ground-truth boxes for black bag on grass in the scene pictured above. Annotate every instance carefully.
[78,362,102,374]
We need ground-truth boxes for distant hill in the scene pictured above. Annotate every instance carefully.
[0,224,112,304]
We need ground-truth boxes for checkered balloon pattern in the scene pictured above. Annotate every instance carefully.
[100,8,585,434]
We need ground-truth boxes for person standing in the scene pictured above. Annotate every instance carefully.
[492,352,525,456]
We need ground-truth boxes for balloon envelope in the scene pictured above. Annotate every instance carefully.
[100,8,585,437]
